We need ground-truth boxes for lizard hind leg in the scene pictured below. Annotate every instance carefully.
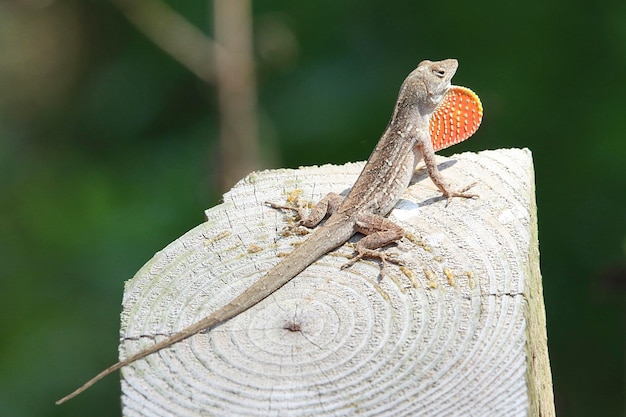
[266,192,344,228]
[341,214,405,277]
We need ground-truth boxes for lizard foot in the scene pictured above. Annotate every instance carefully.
[265,201,307,226]
[443,182,478,207]
[341,248,403,278]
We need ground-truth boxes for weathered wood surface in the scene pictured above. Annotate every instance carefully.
[119,148,554,417]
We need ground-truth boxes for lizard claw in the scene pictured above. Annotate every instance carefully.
[265,201,307,226]
[443,182,478,207]
[341,253,363,270]
[265,201,297,212]
[341,249,403,278]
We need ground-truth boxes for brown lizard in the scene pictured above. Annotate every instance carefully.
[56,58,483,405]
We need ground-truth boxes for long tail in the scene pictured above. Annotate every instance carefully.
[56,218,354,404]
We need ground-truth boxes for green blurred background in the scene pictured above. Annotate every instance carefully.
[1,0,624,416]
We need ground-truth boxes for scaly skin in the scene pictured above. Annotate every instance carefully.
[56,58,482,405]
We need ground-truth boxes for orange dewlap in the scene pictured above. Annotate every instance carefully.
[429,86,483,151]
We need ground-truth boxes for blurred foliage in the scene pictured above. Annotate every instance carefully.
[0,0,624,416]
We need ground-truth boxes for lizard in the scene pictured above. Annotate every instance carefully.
[56,58,483,405]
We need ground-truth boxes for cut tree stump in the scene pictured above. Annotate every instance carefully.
[119,148,554,417]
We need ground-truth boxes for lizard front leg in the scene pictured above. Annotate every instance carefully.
[341,213,404,276]
[418,140,477,207]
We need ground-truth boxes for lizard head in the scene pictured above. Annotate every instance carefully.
[414,59,458,110]
[389,59,482,150]
[397,59,459,116]
[390,59,466,134]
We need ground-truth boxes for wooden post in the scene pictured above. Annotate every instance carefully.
[118,148,554,416]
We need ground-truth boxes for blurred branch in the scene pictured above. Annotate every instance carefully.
[109,0,261,190]
[214,0,260,189]
[109,0,217,84]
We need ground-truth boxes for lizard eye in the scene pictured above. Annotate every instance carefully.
[433,68,446,78]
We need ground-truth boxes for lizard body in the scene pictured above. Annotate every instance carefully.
[56,58,482,405]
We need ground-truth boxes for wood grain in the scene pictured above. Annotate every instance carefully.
[119,148,554,417]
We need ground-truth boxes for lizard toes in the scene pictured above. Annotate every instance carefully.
[385,254,405,266]
[341,254,362,270]
[459,181,478,194]
[444,188,479,207]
